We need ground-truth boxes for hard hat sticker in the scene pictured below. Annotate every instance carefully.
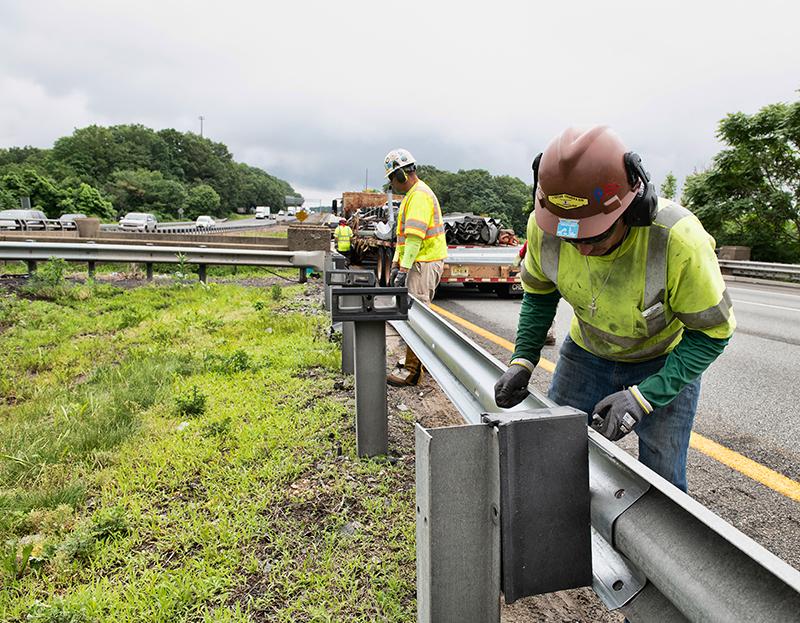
[556,219,580,238]
[548,193,589,210]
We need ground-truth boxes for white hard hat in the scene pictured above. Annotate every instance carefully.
[384,148,416,178]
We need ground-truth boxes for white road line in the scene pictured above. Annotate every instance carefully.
[731,299,800,313]
[728,286,800,300]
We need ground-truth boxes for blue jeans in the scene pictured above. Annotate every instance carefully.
[548,336,701,492]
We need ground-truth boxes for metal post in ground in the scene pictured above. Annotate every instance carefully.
[353,320,387,455]
[26,260,37,275]
[299,267,307,283]
[198,264,207,283]
[87,261,95,279]
[342,321,355,374]
[146,263,153,281]
[330,286,409,457]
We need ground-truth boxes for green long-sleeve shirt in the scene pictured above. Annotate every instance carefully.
[511,292,729,407]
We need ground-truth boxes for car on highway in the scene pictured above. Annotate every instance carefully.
[195,215,216,229]
[119,212,158,232]
[0,209,49,230]
[58,213,87,223]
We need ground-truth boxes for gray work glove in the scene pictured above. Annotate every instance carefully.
[494,361,534,408]
[591,386,653,441]
[393,271,407,288]
[389,266,399,287]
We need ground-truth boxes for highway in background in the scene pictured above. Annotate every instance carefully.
[433,277,800,569]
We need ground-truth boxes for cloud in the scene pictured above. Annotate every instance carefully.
[1,0,798,203]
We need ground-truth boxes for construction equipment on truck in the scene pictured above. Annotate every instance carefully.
[339,193,523,297]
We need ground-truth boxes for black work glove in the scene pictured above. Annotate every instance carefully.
[590,386,653,441]
[494,363,533,409]
[389,266,399,287]
[393,271,407,288]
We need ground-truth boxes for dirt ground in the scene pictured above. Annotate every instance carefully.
[384,328,624,623]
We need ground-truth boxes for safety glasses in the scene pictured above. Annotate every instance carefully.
[564,219,620,246]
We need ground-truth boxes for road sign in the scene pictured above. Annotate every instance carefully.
[296,209,308,222]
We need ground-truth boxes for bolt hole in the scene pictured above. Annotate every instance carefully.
[613,580,624,591]
[614,489,625,499]
[416,505,420,514]
[492,505,498,517]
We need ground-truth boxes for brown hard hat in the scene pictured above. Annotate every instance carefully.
[534,126,640,239]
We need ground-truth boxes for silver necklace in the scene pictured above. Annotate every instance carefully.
[584,247,621,318]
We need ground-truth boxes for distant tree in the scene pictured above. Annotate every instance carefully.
[683,98,800,262]
[106,169,188,219]
[0,168,65,217]
[185,184,221,219]
[415,164,530,234]
[60,183,115,219]
[660,172,677,199]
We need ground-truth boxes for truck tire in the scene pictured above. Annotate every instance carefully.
[495,283,524,299]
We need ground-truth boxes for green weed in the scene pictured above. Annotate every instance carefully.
[174,385,207,418]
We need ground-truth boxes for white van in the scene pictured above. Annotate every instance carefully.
[255,206,271,219]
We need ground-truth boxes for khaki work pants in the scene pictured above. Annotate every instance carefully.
[407,259,444,306]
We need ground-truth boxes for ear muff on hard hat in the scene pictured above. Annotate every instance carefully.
[532,126,651,239]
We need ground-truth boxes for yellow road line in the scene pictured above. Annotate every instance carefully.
[690,433,800,502]
[430,303,555,373]
[430,302,800,502]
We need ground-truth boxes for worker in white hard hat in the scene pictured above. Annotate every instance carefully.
[384,148,448,386]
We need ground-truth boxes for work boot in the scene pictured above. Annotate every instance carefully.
[387,347,423,387]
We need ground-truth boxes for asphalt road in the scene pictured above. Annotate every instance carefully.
[433,277,800,570]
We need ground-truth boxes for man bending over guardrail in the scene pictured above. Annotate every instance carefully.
[494,126,736,492]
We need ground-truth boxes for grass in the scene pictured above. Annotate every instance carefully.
[0,265,416,622]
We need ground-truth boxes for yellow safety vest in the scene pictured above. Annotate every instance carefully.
[394,180,448,263]
[520,198,735,361]
[334,225,353,252]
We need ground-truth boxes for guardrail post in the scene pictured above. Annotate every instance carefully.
[416,423,501,623]
[198,264,207,283]
[330,286,409,457]
[87,261,95,279]
[26,260,37,275]
[325,270,377,376]
[299,267,307,283]
[146,263,153,281]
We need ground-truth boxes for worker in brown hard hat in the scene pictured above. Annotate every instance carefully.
[494,126,736,492]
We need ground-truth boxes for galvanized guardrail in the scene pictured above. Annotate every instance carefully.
[384,302,800,622]
[718,259,800,282]
[0,240,324,282]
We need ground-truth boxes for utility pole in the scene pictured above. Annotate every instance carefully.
[198,115,205,138]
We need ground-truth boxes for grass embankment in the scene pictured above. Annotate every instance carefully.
[0,267,415,622]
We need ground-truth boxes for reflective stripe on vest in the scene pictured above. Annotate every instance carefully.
[519,258,555,290]
[539,202,731,361]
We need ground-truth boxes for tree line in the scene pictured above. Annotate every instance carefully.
[0,124,301,221]
[413,165,532,235]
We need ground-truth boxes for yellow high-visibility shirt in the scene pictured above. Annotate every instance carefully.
[393,180,448,268]
[519,198,735,361]
[334,225,353,252]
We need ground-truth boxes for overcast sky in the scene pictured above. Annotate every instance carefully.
[1,1,798,205]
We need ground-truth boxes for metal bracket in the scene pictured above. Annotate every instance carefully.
[591,527,647,610]
[330,287,410,322]
[589,441,650,545]
[481,407,592,603]
[325,269,377,287]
